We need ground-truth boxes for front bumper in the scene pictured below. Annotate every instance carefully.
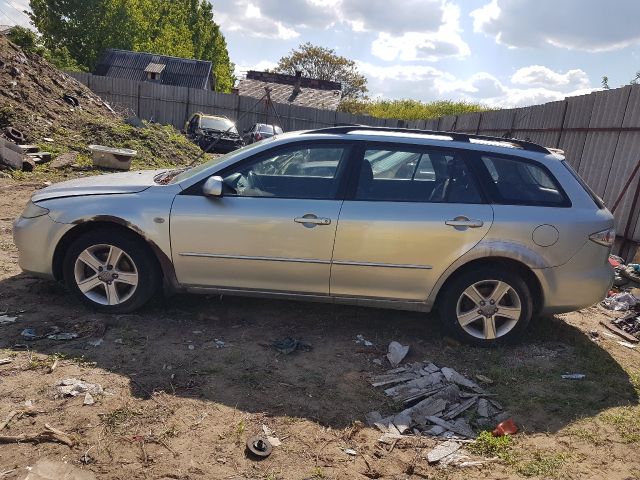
[534,240,614,315]
[198,136,243,153]
[13,214,73,278]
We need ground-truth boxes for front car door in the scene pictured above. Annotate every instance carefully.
[170,142,352,294]
[330,143,494,302]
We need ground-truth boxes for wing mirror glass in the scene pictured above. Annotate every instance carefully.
[203,176,224,197]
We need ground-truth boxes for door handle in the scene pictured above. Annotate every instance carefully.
[294,214,331,227]
[445,217,484,228]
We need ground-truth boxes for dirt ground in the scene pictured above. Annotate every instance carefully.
[0,178,639,480]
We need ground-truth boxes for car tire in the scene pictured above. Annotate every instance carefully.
[63,228,160,313]
[438,266,533,347]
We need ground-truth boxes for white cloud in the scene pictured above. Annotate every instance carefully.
[216,2,300,40]
[511,65,590,90]
[357,61,597,108]
[234,59,278,78]
[471,0,640,52]
[370,3,470,61]
[339,0,443,34]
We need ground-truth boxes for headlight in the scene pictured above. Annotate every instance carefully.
[21,201,50,219]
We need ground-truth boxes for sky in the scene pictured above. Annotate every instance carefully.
[2,0,640,108]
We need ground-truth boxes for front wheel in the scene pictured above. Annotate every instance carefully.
[63,229,160,313]
[438,266,533,346]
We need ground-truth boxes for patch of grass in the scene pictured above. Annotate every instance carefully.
[307,467,326,479]
[515,451,568,478]
[600,406,640,443]
[102,407,140,431]
[234,419,246,441]
[468,431,512,460]
[339,98,490,121]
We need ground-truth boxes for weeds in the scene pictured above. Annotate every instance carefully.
[468,431,512,460]
[515,451,568,477]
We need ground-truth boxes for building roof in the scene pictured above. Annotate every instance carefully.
[237,71,342,111]
[94,49,213,90]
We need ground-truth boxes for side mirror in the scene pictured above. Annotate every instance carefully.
[203,176,224,197]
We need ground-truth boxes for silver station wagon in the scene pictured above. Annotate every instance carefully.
[14,127,615,345]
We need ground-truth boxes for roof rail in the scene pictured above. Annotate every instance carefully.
[302,126,551,154]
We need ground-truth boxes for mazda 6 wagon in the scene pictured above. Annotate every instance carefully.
[14,126,615,345]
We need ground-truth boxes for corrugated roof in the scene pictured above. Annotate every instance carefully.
[94,49,213,90]
[144,62,166,74]
[236,71,342,111]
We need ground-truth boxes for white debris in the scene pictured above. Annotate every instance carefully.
[426,440,461,463]
[0,315,17,325]
[618,341,637,349]
[261,424,281,447]
[56,378,103,397]
[47,332,79,341]
[83,392,95,405]
[355,334,374,347]
[343,448,358,456]
[88,338,103,347]
[0,358,12,365]
[561,373,586,380]
[387,341,409,367]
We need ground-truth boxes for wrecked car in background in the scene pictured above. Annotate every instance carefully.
[13,126,615,346]
[184,113,244,153]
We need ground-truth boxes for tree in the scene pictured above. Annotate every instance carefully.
[7,26,85,71]
[27,0,234,91]
[601,76,610,90]
[272,42,368,100]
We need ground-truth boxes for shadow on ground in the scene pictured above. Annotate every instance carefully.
[0,273,637,433]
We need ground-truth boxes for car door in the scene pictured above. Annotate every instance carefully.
[170,142,352,294]
[330,143,494,301]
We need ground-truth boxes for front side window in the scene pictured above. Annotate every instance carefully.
[481,155,568,206]
[222,145,349,199]
[355,147,482,203]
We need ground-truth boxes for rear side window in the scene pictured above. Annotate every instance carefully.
[480,155,569,207]
[354,147,483,203]
[562,160,605,209]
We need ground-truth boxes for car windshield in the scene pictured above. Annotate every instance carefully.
[200,116,238,133]
[259,124,283,134]
[168,141,270,184]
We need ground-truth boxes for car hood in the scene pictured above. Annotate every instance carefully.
[32,169,166,202]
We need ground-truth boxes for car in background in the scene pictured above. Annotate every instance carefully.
[184,113,244,153]
[13,126,615,346]
[242,123,283,145]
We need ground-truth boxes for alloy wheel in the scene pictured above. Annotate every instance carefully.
[455,279,522,340]
[73,244,139,306]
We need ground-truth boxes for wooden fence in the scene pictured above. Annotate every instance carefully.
[68,72,640,251]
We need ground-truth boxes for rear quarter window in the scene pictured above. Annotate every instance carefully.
[480,155,571,207]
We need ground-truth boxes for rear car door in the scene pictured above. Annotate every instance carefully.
[330,143,494,301]
[170,142,351,294]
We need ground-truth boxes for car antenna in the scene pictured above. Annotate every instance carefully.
[188,87,285,167]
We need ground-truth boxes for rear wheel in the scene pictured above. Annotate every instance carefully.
[63,229,160,313]
[438,266,533,346]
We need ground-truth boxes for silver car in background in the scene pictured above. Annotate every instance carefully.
[13,127,615,346]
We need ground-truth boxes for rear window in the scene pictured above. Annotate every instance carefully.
[562,160,605,209]
[481,155,569,207]
[259,125,283,134]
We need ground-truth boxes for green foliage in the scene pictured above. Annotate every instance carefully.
[28,0,234,91]
[273,42,368,99]
[468,431,512,460]
[339,98,488,121]
[515,451,568,477]
[7,26,85,71]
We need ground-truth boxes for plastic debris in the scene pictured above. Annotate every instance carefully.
[355,334,374,347]
[493,418,518,436]
[561,373,586,380]
[21,328,38,340]
[0,315,17,325]
[23,458,96,480]
[386,341,409,367]
[602,292,639,311]
[47,332,79,341]
[618,341,637,349]
[188,344,195,350]
[214,339,226,348]
[343,448,358,456]
[88,338,103,347]
[0,358,12,365]
[56,378,103,397]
